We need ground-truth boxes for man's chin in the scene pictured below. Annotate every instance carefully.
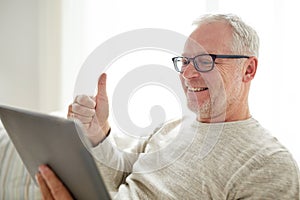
[187,102,211,116]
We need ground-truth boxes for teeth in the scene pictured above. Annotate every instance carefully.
[188,87,208,92]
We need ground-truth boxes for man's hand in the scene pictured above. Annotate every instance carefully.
[36,165,73,200]
[68,73,110,146]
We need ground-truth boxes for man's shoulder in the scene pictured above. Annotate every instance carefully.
[201,118,299,179]
[225,147,300,199]
[221,119,300,195]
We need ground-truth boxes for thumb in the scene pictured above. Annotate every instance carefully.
[96,73,108,103]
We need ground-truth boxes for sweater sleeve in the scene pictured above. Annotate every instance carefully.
[227,151,300,200]
[91,119,182,199]
[91,133,145,195]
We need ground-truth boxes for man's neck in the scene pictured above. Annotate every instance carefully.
[197,105,251,123]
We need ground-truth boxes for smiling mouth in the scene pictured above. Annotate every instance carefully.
[187,87,209,92]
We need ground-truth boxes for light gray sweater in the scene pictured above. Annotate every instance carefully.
[93,117,300,199]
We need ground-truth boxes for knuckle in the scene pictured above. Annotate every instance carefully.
[71,103,81,112]
[72,104,95,116]
[77,95,95,107]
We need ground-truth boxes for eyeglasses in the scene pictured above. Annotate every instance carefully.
[172,54,250,73]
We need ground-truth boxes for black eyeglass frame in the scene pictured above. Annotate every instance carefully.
[172,54,250,73]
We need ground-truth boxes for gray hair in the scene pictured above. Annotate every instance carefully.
[193,14,260,57]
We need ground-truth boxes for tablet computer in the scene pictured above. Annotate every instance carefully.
[0,104,111,200]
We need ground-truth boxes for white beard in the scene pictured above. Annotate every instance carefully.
[187,69,243,120]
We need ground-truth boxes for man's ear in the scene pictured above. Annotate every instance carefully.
[243,57,258,82]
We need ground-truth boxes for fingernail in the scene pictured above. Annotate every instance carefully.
[38,165,46,173]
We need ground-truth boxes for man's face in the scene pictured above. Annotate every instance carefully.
[181,22,245,122]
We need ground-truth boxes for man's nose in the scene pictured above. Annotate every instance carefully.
[181,62,200,79]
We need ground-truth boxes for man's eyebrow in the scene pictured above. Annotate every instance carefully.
[181,52,209,57]
[181,53,188,57]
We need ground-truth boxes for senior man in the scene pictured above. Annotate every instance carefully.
[37,14,300,199]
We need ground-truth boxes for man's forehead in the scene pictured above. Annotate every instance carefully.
[182,37,210,56]
[183,23,233,56]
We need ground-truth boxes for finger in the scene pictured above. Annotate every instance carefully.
[82,123,90,130]
[67,104,72,118]
[71,103,95,117]
[68,112,93,123]
[75,95,96,109]
[36,172,54,200]
[39,165,73,200]
[96,73,108,104]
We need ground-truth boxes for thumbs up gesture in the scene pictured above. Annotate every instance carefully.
[68,73,110,146]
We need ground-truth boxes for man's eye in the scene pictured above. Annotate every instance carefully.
[200,61,212,65]
[182,60,189,65]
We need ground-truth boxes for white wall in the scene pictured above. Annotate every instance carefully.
[0,0,39,110]
[0,0,61,113]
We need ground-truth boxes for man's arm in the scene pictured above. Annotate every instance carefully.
[67,73,142,193]
[91,134,142,193]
